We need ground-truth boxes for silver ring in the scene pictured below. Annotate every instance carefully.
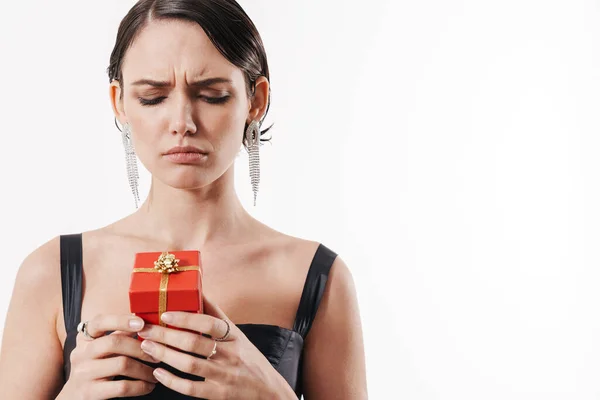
[76,320,98,341]
[215,319,231,342]
[206,340,218,360]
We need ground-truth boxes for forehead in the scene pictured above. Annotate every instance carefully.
[121,19,240,83]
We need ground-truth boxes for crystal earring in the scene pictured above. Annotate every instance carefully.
[245,120,261,206]
[121,122,140,209]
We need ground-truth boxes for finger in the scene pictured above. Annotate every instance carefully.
[152,367,222,398]
[93,379,156,399]
[138,324,216,357]
[89,333,160,364]
[87,314,146,338]
[109,330,138,338]
[160,311,234,341]
[140,340,221,380]
[89,356,159,383]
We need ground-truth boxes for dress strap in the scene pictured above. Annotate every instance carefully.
[292,243,338,339]
[60,233,84,333]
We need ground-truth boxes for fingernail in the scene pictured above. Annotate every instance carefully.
[141,340,156,354]
[138,327,150,338]
[129,318,144,330]
[153,368,167,382]
[161,313,173,323]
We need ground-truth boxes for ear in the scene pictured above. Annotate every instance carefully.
[247,76,269,122]
[109,80,126,125]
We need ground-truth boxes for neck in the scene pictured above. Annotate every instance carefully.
[131,166,252,250]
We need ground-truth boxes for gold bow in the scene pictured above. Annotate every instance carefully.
[133,252,200,327]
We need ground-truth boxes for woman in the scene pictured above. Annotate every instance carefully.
[0,0,367,399]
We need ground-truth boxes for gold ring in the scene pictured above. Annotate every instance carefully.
[206,340,218,360]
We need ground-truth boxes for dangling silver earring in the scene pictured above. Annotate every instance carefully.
[245,120,260,206]
[121,122,141,209]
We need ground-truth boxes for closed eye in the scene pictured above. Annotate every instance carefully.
[138,95,230,106]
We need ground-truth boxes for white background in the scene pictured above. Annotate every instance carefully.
[1,0,599,398]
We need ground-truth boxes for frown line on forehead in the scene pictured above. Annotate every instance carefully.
[130,77,232,88]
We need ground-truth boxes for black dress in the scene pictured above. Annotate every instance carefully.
[59,233,337,399]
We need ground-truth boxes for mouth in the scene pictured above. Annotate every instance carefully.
[167,151,208,155]
[163,152,209,164]
[164,145,209,155]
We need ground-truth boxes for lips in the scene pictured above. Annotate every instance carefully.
[164,145,208,155]
[164,152,208,163]
[162,145,210,165]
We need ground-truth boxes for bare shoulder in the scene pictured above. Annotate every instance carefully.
[274,233,322,263]
[11,235,63,310]
[0,235,66,398]
[273,234,352,290]
[249,222,321,268]
[309,253,359,334]
[300,248,369,399]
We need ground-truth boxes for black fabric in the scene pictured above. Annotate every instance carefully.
[60,235,337,399]
[60,233,84,382]
[293,244,336,338]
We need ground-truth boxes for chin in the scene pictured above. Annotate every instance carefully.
[149,157,230,190]
[153,169,212,190]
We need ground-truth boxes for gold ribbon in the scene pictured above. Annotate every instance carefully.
[133,252,200,327]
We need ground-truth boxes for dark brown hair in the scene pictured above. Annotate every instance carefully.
[107,0,272,147]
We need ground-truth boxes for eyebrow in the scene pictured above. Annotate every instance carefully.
[130,77,232,88]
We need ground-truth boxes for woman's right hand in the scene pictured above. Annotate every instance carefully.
[57,314,159,399]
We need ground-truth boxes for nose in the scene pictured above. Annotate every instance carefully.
[168,92,198,136]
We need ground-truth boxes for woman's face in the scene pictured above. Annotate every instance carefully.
[110,19,267,190]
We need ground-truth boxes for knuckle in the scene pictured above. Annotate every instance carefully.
[181,379,195,396]
[116,355,132,371]
[142,381,156,395]
[188,334,203,351]
[151,343,164,358]
[153,328,165,342]
[109,334,123,348]
[180,313,191,325]
[96,337,111,354]
[146,381,157,391]
[114,380,131,396]
[192,359,206,377]
[182,356,197,374]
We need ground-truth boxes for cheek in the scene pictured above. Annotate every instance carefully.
[129,117,161,151]
[203,103,248,146]
[125,118,162,169]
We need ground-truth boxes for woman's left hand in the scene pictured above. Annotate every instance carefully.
[137,295,295,399]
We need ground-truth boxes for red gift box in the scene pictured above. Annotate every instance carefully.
[129,250,203,338]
